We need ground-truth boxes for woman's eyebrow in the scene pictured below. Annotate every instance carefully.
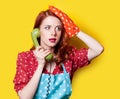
[44,24,51,26]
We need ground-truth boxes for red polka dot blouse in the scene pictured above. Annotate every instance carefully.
[13,46,89,92]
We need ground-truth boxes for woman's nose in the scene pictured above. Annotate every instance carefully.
[51,29,56,36]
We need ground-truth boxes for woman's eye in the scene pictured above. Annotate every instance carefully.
[45,26,50,30]
[56,26,62,31]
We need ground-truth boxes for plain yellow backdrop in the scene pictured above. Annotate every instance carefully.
[0,0,120,99]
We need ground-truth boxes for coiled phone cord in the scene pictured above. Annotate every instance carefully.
[46,61,52,99]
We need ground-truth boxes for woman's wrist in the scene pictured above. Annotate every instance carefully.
[76,31,83,37]
[37,63,45,69]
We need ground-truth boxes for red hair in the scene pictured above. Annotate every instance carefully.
[31,10,71,64]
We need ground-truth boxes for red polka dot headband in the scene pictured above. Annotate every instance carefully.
[49,6,80,38]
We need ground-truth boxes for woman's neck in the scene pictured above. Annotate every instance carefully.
[41,44,54,53]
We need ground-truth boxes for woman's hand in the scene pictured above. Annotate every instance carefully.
[34,46,51,66]
[49,6,80,37]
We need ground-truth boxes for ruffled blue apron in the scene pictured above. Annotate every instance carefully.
[33,63,72,99]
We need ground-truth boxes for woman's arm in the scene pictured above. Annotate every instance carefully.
[18,64,44,99]
[18,47,51,99]
[76,31,104,61]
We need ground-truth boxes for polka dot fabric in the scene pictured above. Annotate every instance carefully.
[33,64,72,99]
[13,46,89,92]
[49,6,80,38]
[13,51,38,92]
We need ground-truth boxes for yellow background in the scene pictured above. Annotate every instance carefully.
[0,0,120,99]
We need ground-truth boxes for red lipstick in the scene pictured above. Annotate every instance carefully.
[49,38,56,43]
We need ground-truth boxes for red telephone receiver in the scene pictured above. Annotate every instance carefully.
[31,28,53,61]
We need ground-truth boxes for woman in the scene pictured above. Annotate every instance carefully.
[13,6,104,99]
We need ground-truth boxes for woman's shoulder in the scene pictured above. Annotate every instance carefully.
[16,50,37,68]
[67,46,88,58]
[17,50,34,59]
[67,46,89,68]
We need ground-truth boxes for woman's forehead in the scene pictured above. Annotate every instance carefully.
[41,16,62,26]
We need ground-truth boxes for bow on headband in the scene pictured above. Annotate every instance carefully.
[49,6,80,38]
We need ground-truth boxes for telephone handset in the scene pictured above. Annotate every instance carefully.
[31,28,53,61]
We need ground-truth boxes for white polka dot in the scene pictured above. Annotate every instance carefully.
[30,61,33,64]
[24,64,28,67]
[66,67,69,69]
[66,62,68,65]
[63,89,66,92]
[59,93,62,96]
[71,34,74,37]
[58,77,61,80]
[66,19,68,22]
[70,21,72,23]
[63,21,65,24]
[41,82,43,84]
[55,82,58,85]
[68,32,71,35]
[55,90,58,93]
[52,87,55,90]
[55,11,58,15]
[19,62,22,65]
[63,80,66,83]
[81,52,84,55]
[59,13,62,16]
[18,87,20,90]
[67,84,69,87]
[44,86,47,89]
[42,94,47,98]
[53,8,56,11]
[39,90,42,93]
[68,27,71,30]
[18,81,20,84]
[23,79,26,82]
[45,78,48,81]
[60,85,62,88]
[19,75,22,78]
[17,72,20,74]
[20,58,22,61]
[67,23,70,26]
[31,58,34,60]
[61,17,64,20]
[75,26,78,29]
[80,58,83,61]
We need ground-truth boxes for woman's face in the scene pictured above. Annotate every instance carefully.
[39,16,62,49]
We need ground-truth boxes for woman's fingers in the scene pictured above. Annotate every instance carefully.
[43,50,51,57]
[36,46,43,51]
[40,49,51,58]
[35,46,51,59]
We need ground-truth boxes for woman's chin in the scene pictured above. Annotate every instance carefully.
[48,43,57,47]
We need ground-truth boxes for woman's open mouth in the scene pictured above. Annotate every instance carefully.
[49,38,56,43]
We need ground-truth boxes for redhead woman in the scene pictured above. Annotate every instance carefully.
[13,6,104,99]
